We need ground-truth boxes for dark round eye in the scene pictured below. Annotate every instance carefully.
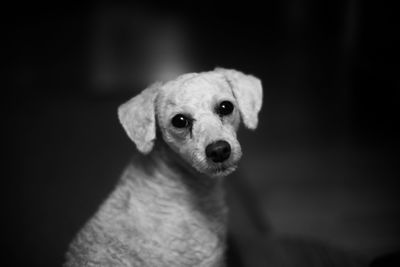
[171,114,190,128]
[217,101,234,116]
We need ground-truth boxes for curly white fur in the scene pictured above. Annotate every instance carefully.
[64,68,263,267]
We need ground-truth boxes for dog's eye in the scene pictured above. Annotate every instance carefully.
[217,101,234,116]
[171,114,190,128]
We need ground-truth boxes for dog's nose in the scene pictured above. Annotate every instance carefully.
[206,140,231,163]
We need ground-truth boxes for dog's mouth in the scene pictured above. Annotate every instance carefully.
[191,144,242,177]
[206,149,242,177]
[209,162,237,177]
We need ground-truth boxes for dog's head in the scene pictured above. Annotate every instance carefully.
[118,68,262,177]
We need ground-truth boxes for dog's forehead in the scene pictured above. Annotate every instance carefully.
[161,73,233,105]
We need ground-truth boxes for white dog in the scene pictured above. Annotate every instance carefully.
[65,68,262,267]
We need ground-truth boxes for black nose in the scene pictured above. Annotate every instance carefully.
[205,140,231,163]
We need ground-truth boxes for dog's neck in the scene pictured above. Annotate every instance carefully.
[119,138,227,223]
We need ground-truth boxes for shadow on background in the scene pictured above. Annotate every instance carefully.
[7,1,399,266]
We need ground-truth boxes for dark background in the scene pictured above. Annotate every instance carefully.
[7,1,399,266]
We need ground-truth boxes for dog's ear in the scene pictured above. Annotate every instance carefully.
[216,68,263,129]
[118,83,160,154]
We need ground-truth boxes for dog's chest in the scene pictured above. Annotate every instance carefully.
[125,204,226,266]
[94,179,227,266]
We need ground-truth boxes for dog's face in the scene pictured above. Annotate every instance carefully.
[156,74,242,177]
[118,68,262,178]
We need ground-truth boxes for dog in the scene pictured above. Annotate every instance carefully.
[64,68,263,267]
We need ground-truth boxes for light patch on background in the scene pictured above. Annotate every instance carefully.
[89,4,192,94]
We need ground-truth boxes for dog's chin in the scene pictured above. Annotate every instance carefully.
[210,166,237,178]
[204,163,238,178]
[190,154,241,178]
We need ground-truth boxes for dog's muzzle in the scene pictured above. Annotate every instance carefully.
[205,140,231,163]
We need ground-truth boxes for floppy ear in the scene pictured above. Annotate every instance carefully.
[216,68,263,129]
[118,83,159,154]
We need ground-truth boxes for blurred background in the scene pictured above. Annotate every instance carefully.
[7,1,399,266]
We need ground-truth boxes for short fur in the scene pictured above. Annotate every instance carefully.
[65,68,263,267]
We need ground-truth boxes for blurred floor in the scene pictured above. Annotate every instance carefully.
[242,142,399,260]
